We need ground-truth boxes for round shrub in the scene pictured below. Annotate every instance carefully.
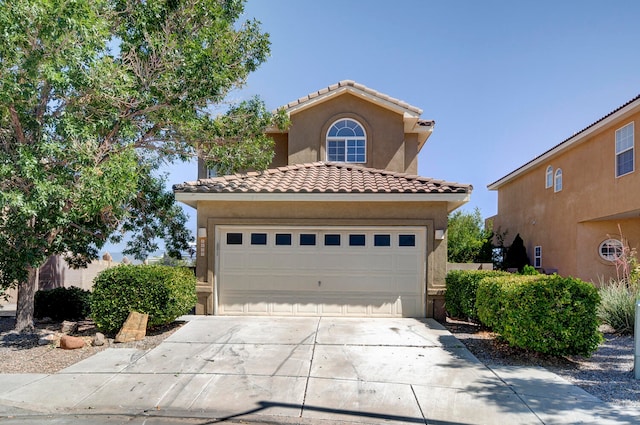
[445,270,510,321]
[34,286,91,321]
[90,265,197,334]
[477,274,602,357]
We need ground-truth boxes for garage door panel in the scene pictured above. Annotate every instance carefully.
[217,226,426,317]
[319,276,390,292]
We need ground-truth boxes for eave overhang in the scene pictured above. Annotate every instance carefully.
[175,192,471,213]
[266,80,435,151]
[488,95,640,191]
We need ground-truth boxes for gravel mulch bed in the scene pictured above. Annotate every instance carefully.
[0,317,184,374]
[442,318,640,408]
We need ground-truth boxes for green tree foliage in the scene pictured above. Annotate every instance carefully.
[0,0,286,331]
[447,208,493,263]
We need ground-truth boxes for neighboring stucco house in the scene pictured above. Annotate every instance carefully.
[174,81,471,318]
[488,94,640,283]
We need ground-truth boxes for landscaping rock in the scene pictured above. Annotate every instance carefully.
[38,333,58,346]
[59,334,85,349]
[92,332,105,346]
[115,311,148,343]
[60,321,78,334]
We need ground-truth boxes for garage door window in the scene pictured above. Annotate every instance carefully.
[251,233,267,245]
[374,234,391,247]
[349,234,366,246]
[275,233,292,246]
[226,233,243,245]
[324,234,341,246]
[399,234,416,247]
[300,234,317,246]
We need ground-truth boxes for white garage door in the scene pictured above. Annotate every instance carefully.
[216,226,426,317]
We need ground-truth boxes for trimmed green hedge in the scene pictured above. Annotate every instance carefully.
[445,270,510,321]
[34,286,91,321]
[476,274,602,356]
[90,265,197,334]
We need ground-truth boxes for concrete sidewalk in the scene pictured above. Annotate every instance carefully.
[0,316,638,424]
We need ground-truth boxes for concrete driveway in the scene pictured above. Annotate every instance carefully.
[0,316,638,424]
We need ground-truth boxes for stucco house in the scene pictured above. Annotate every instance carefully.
[488,94,640,283]
[173,80,471,319]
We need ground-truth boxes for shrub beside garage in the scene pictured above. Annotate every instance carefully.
[91,265,197,334]
[444,269,510,322]
[475,274,602,356]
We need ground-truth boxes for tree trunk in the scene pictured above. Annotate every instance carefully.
[15,267,38,333]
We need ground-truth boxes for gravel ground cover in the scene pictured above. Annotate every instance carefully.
[0,317,183,374]
[0,316,638,409]
[442,318,640,408]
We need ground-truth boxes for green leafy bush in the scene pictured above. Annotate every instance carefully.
[520,265,540,275]
[91,265,197,334]
[445,270,510,321]
[597,280,639,335]
[476,274,602,356]
[34,286,91,321]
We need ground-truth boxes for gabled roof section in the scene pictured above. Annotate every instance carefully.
[284,80,423,116]
[488,93,640,190]
[272,80,435,149]
[174,162,471,212]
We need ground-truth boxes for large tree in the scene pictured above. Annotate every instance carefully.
[447,207,493,264]
[0,0,287,331]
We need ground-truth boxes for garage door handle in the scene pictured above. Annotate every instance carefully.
[318,281,321,286]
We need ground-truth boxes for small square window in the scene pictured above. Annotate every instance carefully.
[300,234,317,246]
[324,234,341,246]
[226,233,243,245]
[374,234,391,247]
[349,234,366,246]
[399,234,416,247]
[250,233,267,245]
[275,233,292,246]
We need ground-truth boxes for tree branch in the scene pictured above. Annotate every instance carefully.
[8,104,27,144]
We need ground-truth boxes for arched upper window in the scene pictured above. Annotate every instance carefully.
[545,166,553,189]
[554,168,563,192]
[326,119,366,163]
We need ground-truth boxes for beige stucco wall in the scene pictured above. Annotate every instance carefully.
[193,199,449,318]
[286,93,413,173]
[197,92,422,177]
[0,256,118,307]
[492,108,640,283]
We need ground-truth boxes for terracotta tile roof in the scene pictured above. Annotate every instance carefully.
[173,162,472,195]
[284,80,423,115]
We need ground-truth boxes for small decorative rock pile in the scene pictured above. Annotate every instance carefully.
[37,320,106,349]
[37,312,148,350]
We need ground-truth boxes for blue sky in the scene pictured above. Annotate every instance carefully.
[160,0,640,251]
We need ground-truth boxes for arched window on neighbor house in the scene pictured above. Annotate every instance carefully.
[546,166,553,188]
[554,168,563,192]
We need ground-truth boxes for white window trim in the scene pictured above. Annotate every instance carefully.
[545,166,553,189]
[554,168,563,192]
[326,118,367,163]
[534,245,542,268]
[615,122,634,178]
[599,238,623,262]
